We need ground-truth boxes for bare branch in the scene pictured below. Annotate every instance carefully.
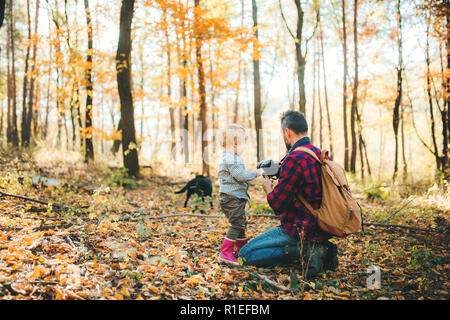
[278,0,296,40]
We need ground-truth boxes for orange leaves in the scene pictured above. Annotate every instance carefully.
[147,285,159,294]
[184,274,206,286]
[26,266,50,281]
[1,152,449,301]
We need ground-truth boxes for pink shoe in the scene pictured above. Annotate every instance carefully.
[235,238,248,256]
[219,238,239,265]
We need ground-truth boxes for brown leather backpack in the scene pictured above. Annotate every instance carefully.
[294,147,362,237]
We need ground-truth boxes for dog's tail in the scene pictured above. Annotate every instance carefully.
[174,183,188,194]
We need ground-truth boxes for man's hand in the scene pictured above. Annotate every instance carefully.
[261,176,274,194]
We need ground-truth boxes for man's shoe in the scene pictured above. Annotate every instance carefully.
[324,241,338,271]
[219,238,239,266]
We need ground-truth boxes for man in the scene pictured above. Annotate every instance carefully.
[238,110,338,278]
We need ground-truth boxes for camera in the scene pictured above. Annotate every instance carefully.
[257,160,281,179]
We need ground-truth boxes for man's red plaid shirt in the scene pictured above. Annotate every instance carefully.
[267,137,330,243]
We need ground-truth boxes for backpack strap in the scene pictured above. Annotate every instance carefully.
[292,146,323,217]
[293,146,322,164]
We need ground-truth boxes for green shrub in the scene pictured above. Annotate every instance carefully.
[190,193,212,212]
[363,185,390,201]
[252,202,274,215]
[103,167,137,190]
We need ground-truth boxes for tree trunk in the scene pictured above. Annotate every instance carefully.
[294,0,306,114]
[355,97,371,179]
[44,66,50,139]
[64,0,77,150]
[342,0,349,171]
[63,108,69,149]
[0,48,3,146]
[116,0,139,177]
[233,40,242,123]
[139,50,144,143]
[84,0,94,163]
[32,83,39,136]
[319,16,334,156]
[316,37,323,148]
[400,102,407,180]
[7,0,18,147]
[208,45,218,129]
[43,15,51,140]
[0,0,5,30]
[177,16,189,163]
[233,0,244,123]
[442,9,449,175]
[70,95,76,150]
[194,0,209,176]
[359,130,364,180]
[163,8,176,158]
[426,19,440,171]
[350,0,358,173]
[181,59,189,163]
[111,117,122,155]
[392,0,402,182]
[311,34,316,144]
[355,102,364,180]
[25,0,40,147]
[252,0,264,162]
[7,31,11,144]
[21,0,31,147]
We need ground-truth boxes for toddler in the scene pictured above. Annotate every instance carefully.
[217,124,264,265]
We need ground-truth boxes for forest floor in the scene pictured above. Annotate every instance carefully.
[0,150,449,300]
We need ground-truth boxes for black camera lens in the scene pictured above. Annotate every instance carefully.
[257,160,280,178]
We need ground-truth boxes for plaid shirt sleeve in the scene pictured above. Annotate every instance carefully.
[267,155,303,216]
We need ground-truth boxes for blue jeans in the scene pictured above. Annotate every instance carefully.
[238,226,327,276]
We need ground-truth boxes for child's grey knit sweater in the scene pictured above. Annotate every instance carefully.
[218,150,258,200]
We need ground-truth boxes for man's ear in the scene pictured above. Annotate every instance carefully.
[284,127,291,139]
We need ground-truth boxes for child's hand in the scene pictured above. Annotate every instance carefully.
[257,168,265,176]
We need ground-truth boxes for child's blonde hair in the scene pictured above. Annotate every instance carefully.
[220,124,246,148]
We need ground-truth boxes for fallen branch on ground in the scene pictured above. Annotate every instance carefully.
[0,191,437,234]
[381,198,415,223]
[33,223,73,231]
[0,190,68,211]
[139,213,436,233]
[0,223,73,232]
[363,222,430,233]
[140,213,276,220]
[255,274,290,292]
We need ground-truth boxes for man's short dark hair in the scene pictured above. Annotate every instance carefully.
[280,110,308,134]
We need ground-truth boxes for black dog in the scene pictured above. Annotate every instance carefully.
[175,175,213,208]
